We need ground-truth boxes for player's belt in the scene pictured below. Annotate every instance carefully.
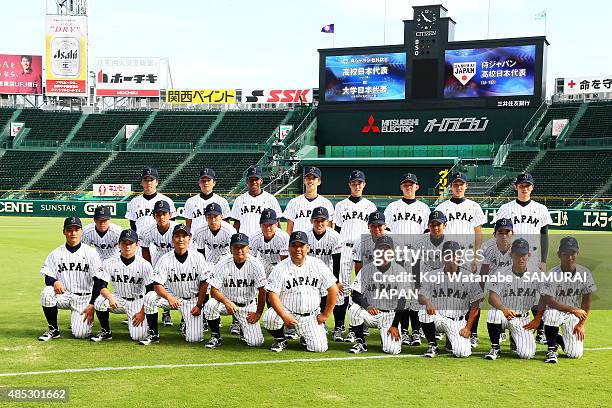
[234,299,255,307]
[345,243,354,247]
[290,311,317,317]
[442,315,465,321]
[180,296,196,301]
[123,295,144,301]
[378,309,392,313]
[72,292,91,296]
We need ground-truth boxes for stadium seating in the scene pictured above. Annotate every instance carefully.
[499,149,538,172]
[538,103,580,127]
[162,152,266,198]
[70,111,151,145]
[207,111,288,144]
[0,108,15,130]
[568,103,612,139]
[0,150,55,193]
[27,151,113,199]
[136,111,218,147]
[15,109,81,142]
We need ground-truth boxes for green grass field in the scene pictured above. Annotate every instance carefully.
[0,216,610,407]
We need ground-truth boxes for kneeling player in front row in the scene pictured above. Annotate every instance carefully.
[204,233,267,348]
[140,225,212,345]
[91,229,153,342]
[263,231,339,352]
[539,237,596,363]
[347,235,409,355]
[418,241,483,358]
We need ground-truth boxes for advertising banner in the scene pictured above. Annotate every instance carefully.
[551,119,569,137]
[242,89,312,103]
[0,54,43,94]
[45,15,88,96]
[562,75,612,95]
[92,184,132,197]
[324,52,406,102]
[95,57,160,97]
[278,125,293,140]
[166,89,236,104]
[10,122,25,137]
[125,125,139,139]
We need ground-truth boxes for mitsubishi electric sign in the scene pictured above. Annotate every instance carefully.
[360,114,488,134]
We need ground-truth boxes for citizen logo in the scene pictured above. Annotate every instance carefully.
[415,31,437,37]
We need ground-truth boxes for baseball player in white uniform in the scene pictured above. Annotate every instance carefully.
[183,167,231,232]
[494,173,553,344]
[140,225,212,345]
[192,202,236,264]
[485,238,544,360]
[418,241,484,358]
[81,206,122,261]
[434,171,486,347]
[125,167,177,233]
[540,237,596,363]
[38,217,103,341]
[306,207,343,341]
[203,233,267,348]
[347,235,411,355]
[90,229,153,343]
[249,208,289,276]
[139,199,177,327]
[284,166,335,234]
[230,166,282,237]
[263,231,339,352]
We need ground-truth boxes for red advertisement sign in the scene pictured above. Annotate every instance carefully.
[0,54,43,95]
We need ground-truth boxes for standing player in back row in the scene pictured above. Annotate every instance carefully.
[125,167,177,233]
[333,170,377,335]
[82,206,123,261]
[183,167,231,233]
[434,171,486,347]
[284,166,335,234]
[230,166,282,237]
[494,173,552,344]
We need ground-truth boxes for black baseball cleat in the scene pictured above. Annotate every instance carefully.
[410,332,422,346]
[202,321,209,333]
[424,344,439,358]
[363,327,370,337]
[38,326,60,342]
[536,330,547,345]
[162,311,173,327]
[470,334,479,348]
[230,322,241,335]
[139,331,160,346]
[331,328,344,342]
[284,327,299,340]
[349,339,368,354]
[545,350,558,364]
[90,329,112,342]
[344,331,357,343]
[205,336,222,349]
[299,337,307,348]
[270,339,288,352]
[401,331,411,346]
[484,347,501,360]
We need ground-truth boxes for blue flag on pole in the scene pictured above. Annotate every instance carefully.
[321,24,335,33]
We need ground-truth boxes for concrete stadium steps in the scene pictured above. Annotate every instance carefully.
[136,111,219,147]
[207,110,289,144]
[569,103,612,139]
[27,151,113,200]
[0,150,55,193]
[70,111,152,144]
[15,109,82,142]
[162,152,265,197]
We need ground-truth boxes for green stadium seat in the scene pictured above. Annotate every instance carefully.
[0,150,55,193]
[71,111,151,145]
[15,109,81,142]
[207,111,288,144]
[136,111,218,147]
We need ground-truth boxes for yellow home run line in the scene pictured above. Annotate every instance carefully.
[1,347,611,378]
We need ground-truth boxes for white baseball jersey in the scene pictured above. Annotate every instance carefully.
[488,266,542,312]
[207,255,267,304]
[265,256,337,314]
[284,194,335,233]
[413,234,447,273]
[81,222,123,261]
[352,261,417,310]
[40,243,102,294]
[333,197,377,242]
[435,198,486,248]
[96,255,153,299]
[419,268,483,318]
[192,220,236,264]
[306,228,342,269]
[125,193,177,232]
[481,238,513,273]
[384,199,430,235]
[183,193,231,232]
[151,251,212,298]
[139,221,178,267]
[541,264,596,309]
[250,229,290,275]
[494,199,552,258]
[230,191,282,237]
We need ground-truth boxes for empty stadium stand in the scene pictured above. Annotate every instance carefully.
[136,111,218,147]
[499,149,538,172]
[15,109,81,142]
[0,150,55,193]
[70,110,151,145]
[568,103,612,139]
[207,110,288,144]
[0,108,15,131]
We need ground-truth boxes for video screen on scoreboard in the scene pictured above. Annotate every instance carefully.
[324,52,406,102]
[443,45,536,98]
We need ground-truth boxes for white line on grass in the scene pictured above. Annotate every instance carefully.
[1,347,611,378]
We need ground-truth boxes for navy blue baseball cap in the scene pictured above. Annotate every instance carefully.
[429,210,447,224]
[349,169,366,182]
[511,238,530,255]
[204,202,222,216]
[400,173,419,184]
[450,172,468,183]
[63,216,82,229]
[494,218,513,231]
[289,231,309,245]
[304,166,322,178]
[172,224,192,236]
[230,233,249,246]
[311,206,329,220]
[259,208,278,224]
[93,206,111,220]
[374,235,394,249]
[246,166,263,180]
[515,173,534,185]
[153,200,171,214]
[119,229,138,243]
[199,167,216,180]
[559,236,579,252]
[368,210,386,225]
[142,167,159,180]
